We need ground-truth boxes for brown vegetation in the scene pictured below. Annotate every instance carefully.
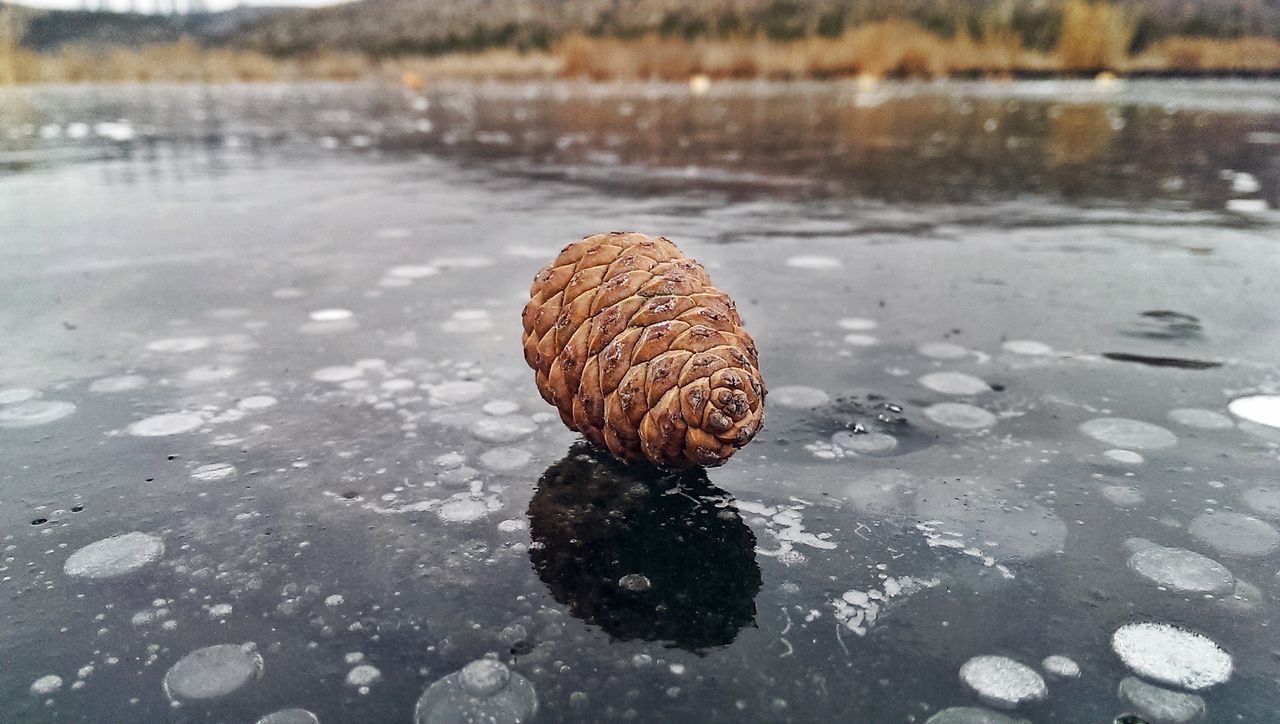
[3,1,1280,85]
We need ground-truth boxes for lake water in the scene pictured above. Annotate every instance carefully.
[1,79,1278,723]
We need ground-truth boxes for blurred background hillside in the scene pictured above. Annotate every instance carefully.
[3,0,1280,83]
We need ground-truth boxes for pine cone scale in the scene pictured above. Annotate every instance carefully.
[523,232,766,468]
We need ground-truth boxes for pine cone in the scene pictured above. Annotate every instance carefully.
[522,232,766,468]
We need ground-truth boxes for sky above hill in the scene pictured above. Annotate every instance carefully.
[19,0,346,11]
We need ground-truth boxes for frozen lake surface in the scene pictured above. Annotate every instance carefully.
[1,79,1279,722]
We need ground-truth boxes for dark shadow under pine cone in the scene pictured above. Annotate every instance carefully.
[527,443,762,653]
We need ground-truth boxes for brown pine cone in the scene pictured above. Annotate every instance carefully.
[522,231,766,468]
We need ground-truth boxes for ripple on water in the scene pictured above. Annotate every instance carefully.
[0,400,77,428]
[88,375,148,393]
[919,372,991,396]
[1227,395,1280,428]
[958,655,1046,710]
[1111,622,1232,691]
[1118,676,1206,724]
[64,532,164,579]
[771,385,830,409]
[163,644,264,701]
[1188,512,1280,558]
[415,659,538,724]
[924,403,997,429]
[127,412,204,436]
[1079,418,1177,449]
[1167,408,1234,429]
[1127,546,1235,593]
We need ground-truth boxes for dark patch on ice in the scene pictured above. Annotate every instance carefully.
[1122,310,1203,341]
[528,443,760,653]
[793,394,936,457]
[1103,352,1221,370]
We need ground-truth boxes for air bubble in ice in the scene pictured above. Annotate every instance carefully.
[1188,512,1279,558]
[918,342,969,359]
[470,416,537,443]
[1118,676,1206,724]
[238,396,278,411]
[785,255,842,270]
[256,709,320,724]
[309,308,354,322]
[958,655,1046,709]
[146,336,211,353]
[770,386,830,409]
[429,380,486,405]
[480,447,533,471]
[1079,418,1176,449]
[192,463,237,481]
[1041,655,1079,679]
[89,375,148,393]
[924,403,997,429]
[1241,486,1280,519]
[1002,340,1052,356]
[1111,622,1232,691]
[163,643,264,701]
[312,366,364,382]
[30,675,63,696]
[832,430,897,453]
[0,400,77,428]
[0,387,39,404]
[1166,408,1233,429]
[64,532,164,579]
[415,659,538,724]
[127,412,204,436]
[1227,395,1280,428]
[1104,449,1144,465]
[919,372,991,395]
[1127,546,1234,593]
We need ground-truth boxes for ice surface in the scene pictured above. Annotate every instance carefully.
[1111,623,1232,691]
[146,336,211,353]
[1103,449,1145,465]
[918,342,970,360]
[163,643,264,701]
[958,655,1046,709]
[1001,340,1052,356]
[309,308,354,322]
[312,366,364,382]
[784,255,842,270]
[192,463,238,481]
[925,707,1027,724]
[64,532,164,579]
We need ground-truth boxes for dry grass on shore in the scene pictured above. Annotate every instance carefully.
[4,21,1280,86]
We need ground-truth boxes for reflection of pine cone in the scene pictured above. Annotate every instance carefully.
[522,232,766,468]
